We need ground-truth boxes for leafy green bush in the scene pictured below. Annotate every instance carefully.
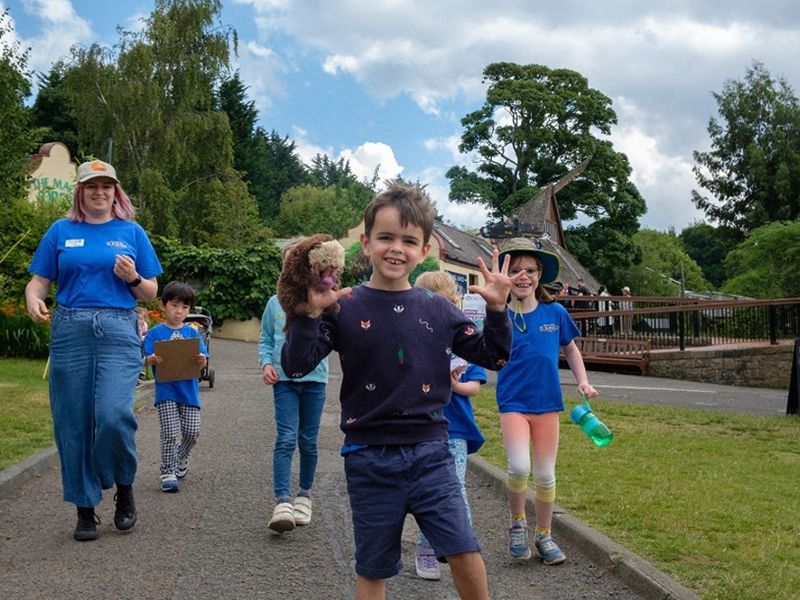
[151,236,282,323]
[0,304,50,358]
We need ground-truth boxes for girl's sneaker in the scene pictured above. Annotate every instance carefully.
[292,496,313,526]
[160,474,180,493]
[268,502,296,533]
[415,544,441,580]
[176,460,189,479]
[508,522,532,559]
[534,534,566,565]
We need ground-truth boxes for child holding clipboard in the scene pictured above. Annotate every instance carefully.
[144,281,208,493]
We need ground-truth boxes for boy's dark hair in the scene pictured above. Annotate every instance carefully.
[363,181,435,244]
[160,281,196,307]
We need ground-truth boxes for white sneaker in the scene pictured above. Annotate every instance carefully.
[293,496,312,526]
[268,502,295,533]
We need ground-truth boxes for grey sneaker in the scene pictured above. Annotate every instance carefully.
[534,534,566,565]
[508,522,532,559]
[415,544,441,580]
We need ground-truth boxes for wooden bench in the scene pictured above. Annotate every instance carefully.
[562,337,651,375]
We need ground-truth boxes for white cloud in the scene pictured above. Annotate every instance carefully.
[610,97,706,230]
[290,129,403,186]
[232,40,287,115]
[339,141,403,183]
[18,0,93,74]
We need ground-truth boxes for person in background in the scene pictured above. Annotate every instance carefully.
[259,239,329,534]
[494,237,598,566]
[25,159,161,541]
[135,306,149,385]
[620,286,633,336]
[412,270,487,581]
[144,281,208,493]
[597,285,614,336]
[556,281,572,309]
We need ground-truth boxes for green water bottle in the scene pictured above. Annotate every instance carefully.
[570,396,613,447]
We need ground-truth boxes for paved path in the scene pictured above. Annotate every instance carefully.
[0,339,701,599]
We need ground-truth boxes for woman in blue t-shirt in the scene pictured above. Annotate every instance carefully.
[25,160,162,542]
[495,238,598,566]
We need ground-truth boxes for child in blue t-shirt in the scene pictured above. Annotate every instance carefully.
[412,270,487,581]
[144,282,208,493]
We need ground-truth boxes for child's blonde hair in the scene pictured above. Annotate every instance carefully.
[414,271,462,306]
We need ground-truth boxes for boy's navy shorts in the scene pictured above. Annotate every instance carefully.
[344,440,481,580]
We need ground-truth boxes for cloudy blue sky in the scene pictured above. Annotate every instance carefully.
[3,0,799,232]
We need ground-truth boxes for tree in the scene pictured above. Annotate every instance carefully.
[217,73,308,221]
[57,0,267,246]
[621,229,709,296]
[721,221,800,298]
[692,61,800,238]
[30,65,79,158]
[0,10,37,203]
[274,185,364,238]
[679,222,737,288]
[446,62,646,283]
[447,63,644,222]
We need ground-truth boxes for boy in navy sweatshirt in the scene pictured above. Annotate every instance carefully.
[282,182,519,600]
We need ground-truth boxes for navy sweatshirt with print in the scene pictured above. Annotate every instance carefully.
[282,285,511,446]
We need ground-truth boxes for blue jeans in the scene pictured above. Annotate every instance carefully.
[49,307,141,507]
[272,381,326,502]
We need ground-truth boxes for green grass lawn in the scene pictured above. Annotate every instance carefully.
[473,389,800,600]
[0,358,53,470]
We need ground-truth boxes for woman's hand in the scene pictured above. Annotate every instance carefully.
[25,276,51,323]
[113,254,139,284]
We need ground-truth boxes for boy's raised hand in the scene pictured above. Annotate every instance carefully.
[468,248,523,312]
[305,285,352,318]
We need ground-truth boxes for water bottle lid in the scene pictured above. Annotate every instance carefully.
[570,403,591,424]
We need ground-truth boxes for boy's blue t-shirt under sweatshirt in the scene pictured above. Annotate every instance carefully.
[281,284,511,447]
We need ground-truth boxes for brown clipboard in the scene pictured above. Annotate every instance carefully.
[154,338,202,383]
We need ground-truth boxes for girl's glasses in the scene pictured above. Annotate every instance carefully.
[509,268,540,277]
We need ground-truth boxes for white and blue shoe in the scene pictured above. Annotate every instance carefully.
[160,474,180,493]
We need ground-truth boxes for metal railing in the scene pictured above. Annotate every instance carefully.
[564,296,800,350]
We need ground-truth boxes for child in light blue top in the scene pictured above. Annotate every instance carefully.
[259,289,328,533]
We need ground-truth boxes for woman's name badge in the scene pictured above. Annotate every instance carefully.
[65,239,85,248]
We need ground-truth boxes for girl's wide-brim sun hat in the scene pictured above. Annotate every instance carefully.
[498,237,560,285]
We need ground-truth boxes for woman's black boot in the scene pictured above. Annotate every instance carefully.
[113,484,137,531]
[74,506,99,541]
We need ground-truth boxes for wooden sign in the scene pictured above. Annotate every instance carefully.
[154,338,201,383]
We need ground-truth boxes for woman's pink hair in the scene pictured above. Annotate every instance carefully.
[67,180,135,222]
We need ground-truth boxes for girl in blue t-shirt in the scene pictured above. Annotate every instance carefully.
[412,270,487,581]
[495,238,598,566]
